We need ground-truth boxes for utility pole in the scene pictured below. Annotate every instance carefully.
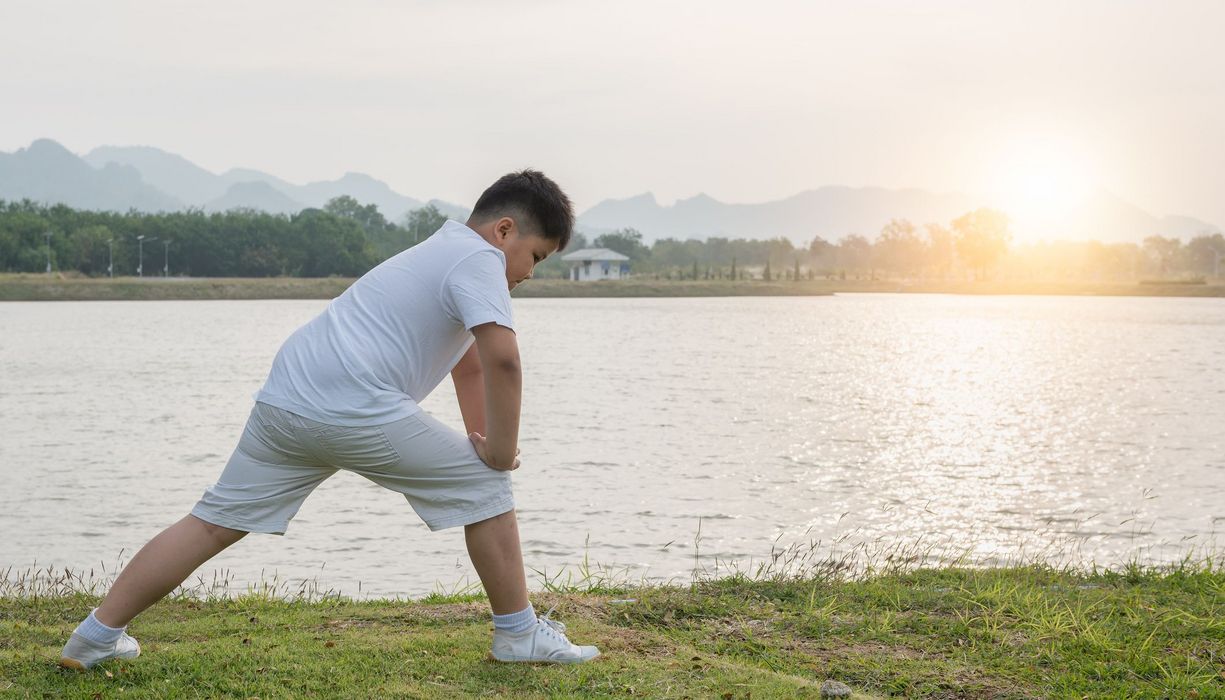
[137,235,157,278]
[163,239,172,277]
[107,239,114,278]
[44,231,52,275]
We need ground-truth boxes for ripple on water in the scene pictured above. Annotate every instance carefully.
[3,295,1224,595]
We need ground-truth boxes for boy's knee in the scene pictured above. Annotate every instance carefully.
[189,514,248,543]
[465,509,517,530]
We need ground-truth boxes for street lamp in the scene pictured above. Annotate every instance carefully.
[162,240,172,277]
[137,235,157,278]
[44,231,52,275]
[107,239,114,278]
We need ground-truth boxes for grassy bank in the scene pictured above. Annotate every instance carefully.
[3,273,1225,301]
[2,563,1221,698]
[0,274,354,301]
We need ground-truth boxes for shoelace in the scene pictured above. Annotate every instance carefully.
[538,605,570,643]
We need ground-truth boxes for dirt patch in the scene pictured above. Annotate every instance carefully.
[585,625,679,659]
[311,602,490,632]
[784,638,1035,699]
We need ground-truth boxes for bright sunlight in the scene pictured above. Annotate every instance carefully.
[990,136,1099,239]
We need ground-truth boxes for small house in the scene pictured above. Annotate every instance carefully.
[560,248,631,281]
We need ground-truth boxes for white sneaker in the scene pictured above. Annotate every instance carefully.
[58,632,141,671]
[491,609,600,663]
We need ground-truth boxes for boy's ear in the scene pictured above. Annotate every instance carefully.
[494,216,516,242]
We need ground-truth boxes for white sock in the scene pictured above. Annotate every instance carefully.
[74,609,125,644]
[492,603,536,634]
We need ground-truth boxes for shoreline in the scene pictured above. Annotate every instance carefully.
[2,273,1224,301]
[3,563,1219,697]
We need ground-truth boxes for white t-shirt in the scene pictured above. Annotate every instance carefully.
[255,220,515,426]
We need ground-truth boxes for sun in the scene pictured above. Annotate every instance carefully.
[989,137,1097,235]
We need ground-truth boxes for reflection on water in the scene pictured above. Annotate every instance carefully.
[1,294,1222,596]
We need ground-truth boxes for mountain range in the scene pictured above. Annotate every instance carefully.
[1,139,1217,244]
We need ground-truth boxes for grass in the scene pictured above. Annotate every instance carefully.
[3,272,1225,300]
[2,547,1222,699]
[0,274,354,301]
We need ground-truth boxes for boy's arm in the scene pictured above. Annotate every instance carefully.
[468,322,521,470]
[450,343,486,435]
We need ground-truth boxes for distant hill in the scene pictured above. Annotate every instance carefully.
[1,139,182,212]
[1052,190,1221,244]
[84,145,231,203]
[204,181,304,215]
[5,140,483,227]
[425,198,472,221]
[294,172,422,221]
[580,188,1219,244]
[3,139,1219,243]
[86,145,424,220]
[580,188,984,242]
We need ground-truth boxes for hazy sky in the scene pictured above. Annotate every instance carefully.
[2,0,1222,224]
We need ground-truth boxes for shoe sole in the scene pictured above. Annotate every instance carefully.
[58,649,139,672]
[57,657,88,671]
[488,650,601,664]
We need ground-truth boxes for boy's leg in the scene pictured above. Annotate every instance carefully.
[59,514,247,670]
[64,402,335,669]
[94,514,247,627]
[344,411,599,662]
[463,509,528,614]
[464,508,598,663]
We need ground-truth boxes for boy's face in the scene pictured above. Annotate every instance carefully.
[490,217,560,290]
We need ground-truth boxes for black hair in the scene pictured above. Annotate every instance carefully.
[470,169,574,251]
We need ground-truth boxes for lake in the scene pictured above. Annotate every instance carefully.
[1,294,1222,597]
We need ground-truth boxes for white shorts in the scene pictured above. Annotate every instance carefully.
[190,402,514,534]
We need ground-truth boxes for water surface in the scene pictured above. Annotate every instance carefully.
[1,294,1222,596]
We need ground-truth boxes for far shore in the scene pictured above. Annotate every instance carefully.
[2,273,1224,301]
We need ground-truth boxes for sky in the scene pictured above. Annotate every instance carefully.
[2,0,1222,226]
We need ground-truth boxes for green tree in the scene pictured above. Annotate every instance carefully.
[924,223,954,281]
[0,202,51,272]
[325,196,388,232]
[1186,233,1225,278]
[836,234,872,279]
[952,208,1012,280]
[808,235,835,276]
[1142,235,1183,277]
[289,209,378,277]
[65,224,113,275]
[594,228,650,262]
[875,219,924,278]
[403,205,449,247]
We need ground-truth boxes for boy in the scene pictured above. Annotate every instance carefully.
[59,170,600,669]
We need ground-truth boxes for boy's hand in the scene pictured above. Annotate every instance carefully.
[468,432,520,471]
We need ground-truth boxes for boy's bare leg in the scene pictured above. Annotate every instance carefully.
[463,509,529,615]
[93,514,247,627]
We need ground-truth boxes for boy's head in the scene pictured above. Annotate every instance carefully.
[467,170,574,290]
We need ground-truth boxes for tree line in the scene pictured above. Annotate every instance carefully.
[548,211,1224,283]
[0,197,448,278]
[2,197,1221,282]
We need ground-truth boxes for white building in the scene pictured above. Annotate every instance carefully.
[560,248,631,281]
